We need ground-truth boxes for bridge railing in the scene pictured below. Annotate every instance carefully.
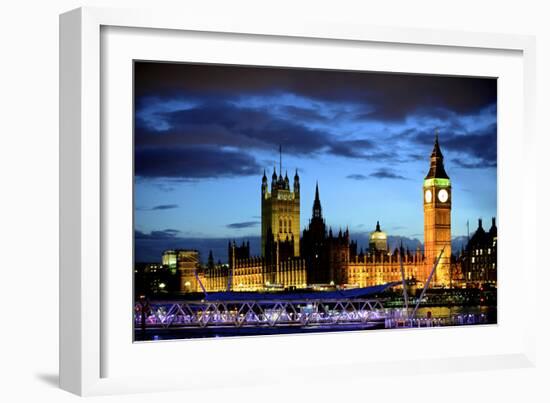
[134,298,387,329]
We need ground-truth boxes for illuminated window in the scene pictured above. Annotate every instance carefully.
[488,248,491,255]
[471,257,475,263]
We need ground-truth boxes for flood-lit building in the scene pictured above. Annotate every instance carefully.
[369,222,388,252]
[175,250,201,293]
[150,135,492,294]
[261,150,301,258]
[460,218,498,287]
[161,250,178,274]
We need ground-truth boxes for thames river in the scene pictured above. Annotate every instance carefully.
[134,304,496,341]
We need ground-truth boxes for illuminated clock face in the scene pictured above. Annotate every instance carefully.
[425,189,432,203]
[438,189,449,203]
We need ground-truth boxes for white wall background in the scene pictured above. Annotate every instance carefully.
[0,0,548,401]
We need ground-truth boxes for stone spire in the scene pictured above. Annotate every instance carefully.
[312,182,322,219]
[425,128,449,179]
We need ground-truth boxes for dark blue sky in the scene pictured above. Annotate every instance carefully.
[134,62,497,263]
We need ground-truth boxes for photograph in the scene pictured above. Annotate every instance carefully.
[132,61,497,341]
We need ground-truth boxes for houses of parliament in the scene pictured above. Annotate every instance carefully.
[166,135,496,293]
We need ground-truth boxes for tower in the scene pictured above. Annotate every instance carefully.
[301,182,328,284]
[423,131,452,287]
[261,147,301,258]
[369,221,388,252]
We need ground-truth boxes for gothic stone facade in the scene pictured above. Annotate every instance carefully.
[459,218,497,286]
[176,137,476,293]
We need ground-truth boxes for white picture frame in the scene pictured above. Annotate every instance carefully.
[60,6,537,396]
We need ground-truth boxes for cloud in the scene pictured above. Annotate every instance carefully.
[279,105,329,123]
[369,169,407,180]
[134,98,406,179]
[150,204,179,210]
[346,174,368,180]
[135,62,496,123]
[134,233,262,263]
[347,169,407,180]
[134,63,496,175]
[135,229,181,240]
[451,159,495,169]
[328,139,377,159]
[135,146,262,180]
[135,101,330,156]
[451,236,470,254]
[445,123,497,168]
[404,122,497,169]
[136,204,179,211]
[226,221,260,229]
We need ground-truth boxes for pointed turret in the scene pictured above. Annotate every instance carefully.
[284,170,290,190]
[277,145,284,183]
[279,145,282,178]
[293,168,300,194]
[271,166,277,191]
[315,181,320,199]
[262,169,268,194]
[489,217,497,238]
[312,182,322,219]
[425,130,449,179]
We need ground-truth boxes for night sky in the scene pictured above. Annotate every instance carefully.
[134,62,497,263]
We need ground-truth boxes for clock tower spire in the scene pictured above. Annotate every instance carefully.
[423,130,452,287]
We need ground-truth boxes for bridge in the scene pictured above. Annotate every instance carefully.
[134,297,387,330]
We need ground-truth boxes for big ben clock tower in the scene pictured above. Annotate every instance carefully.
[423,132,452,287]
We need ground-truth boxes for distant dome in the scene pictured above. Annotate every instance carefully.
[370,230,387,241]
[369,221,388,252]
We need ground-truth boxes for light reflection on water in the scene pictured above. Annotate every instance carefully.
[414,305,495,319]
[136,305,496,341]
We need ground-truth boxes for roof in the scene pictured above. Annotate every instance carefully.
[203,282,400,302]
[425,135,449,180]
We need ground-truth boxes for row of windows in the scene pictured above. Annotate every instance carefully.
[471,256,496,264]
[468,262,496,269]
[349,267,411,274]
[474,248,494,256]
[279,218,293,233]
